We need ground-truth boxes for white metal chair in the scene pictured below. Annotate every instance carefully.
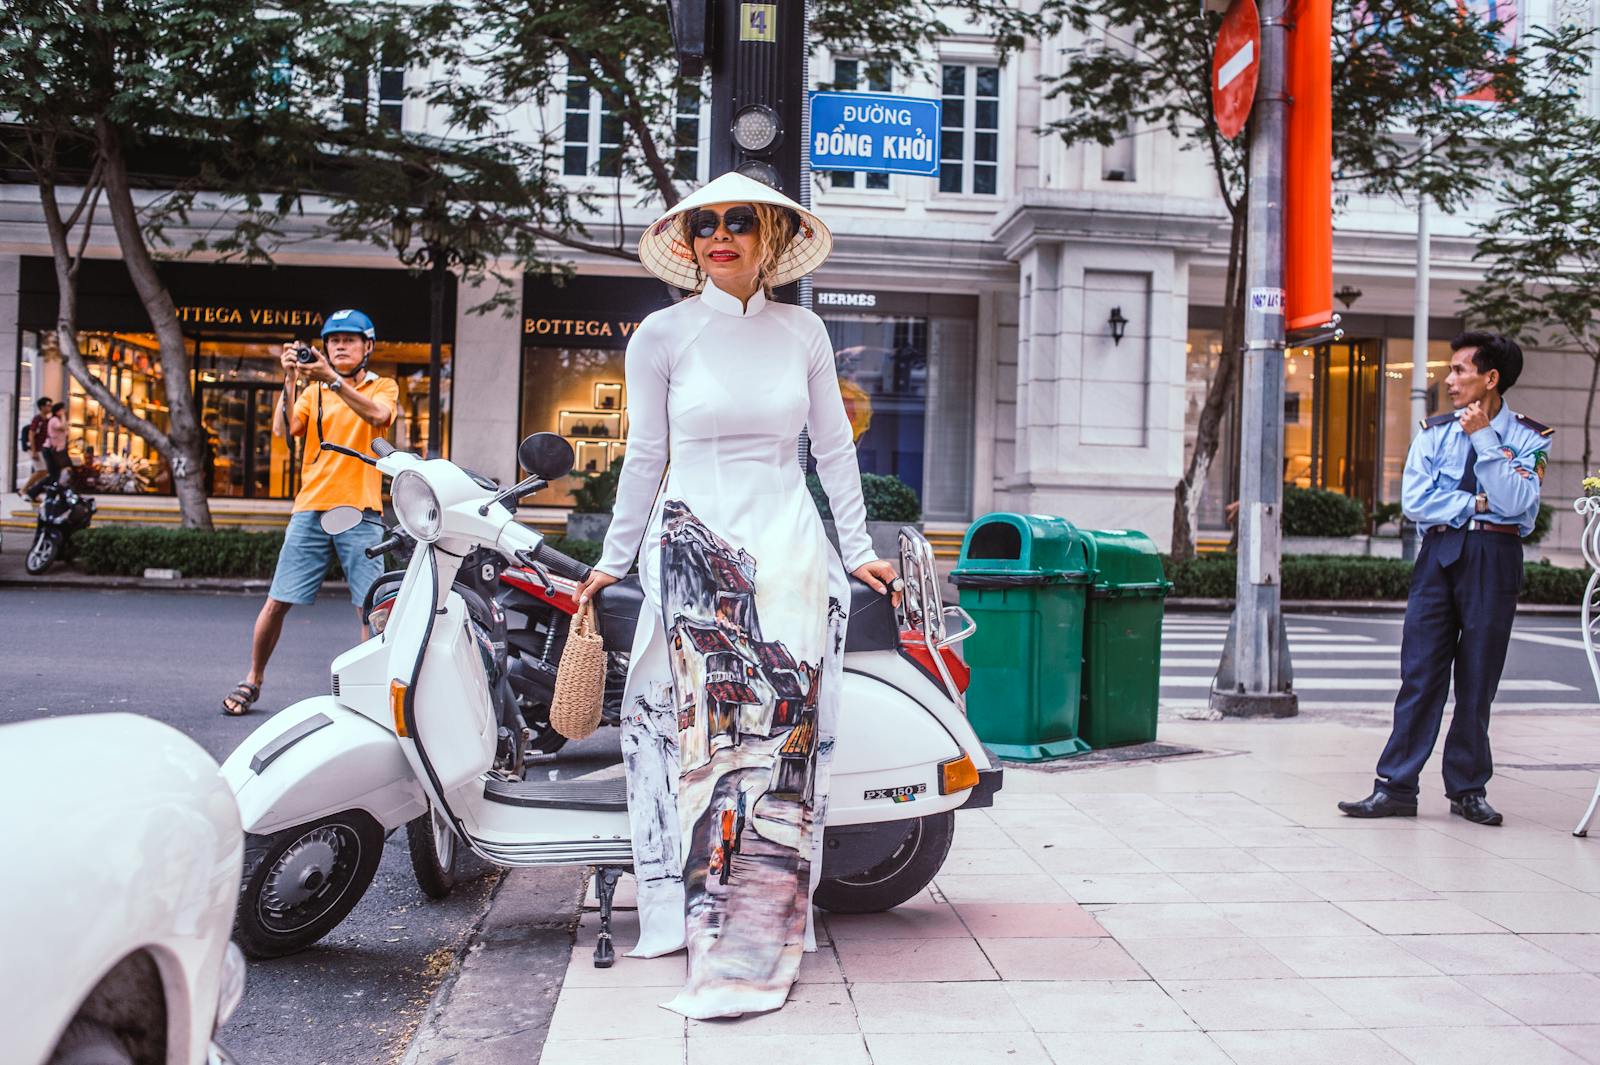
[1574,496,1600,838]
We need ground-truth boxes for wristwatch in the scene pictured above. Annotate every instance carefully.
[328,377,343,394]
[1474,492,1489,514]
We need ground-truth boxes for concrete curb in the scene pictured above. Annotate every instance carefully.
[0,559,349,595]
[403,866,585,1065]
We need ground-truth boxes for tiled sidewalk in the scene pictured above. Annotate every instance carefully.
[539,717,1600,1065]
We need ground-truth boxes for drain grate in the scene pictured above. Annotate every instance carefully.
[1007,741,1217,772]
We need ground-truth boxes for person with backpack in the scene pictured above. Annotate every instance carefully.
[21,396,51,498]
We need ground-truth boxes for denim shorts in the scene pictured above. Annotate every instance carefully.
[268,509,384,607]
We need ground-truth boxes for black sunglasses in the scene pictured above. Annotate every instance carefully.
[687,207,759,239]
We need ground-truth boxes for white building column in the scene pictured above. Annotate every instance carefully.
[993,190,1223,549]
[0,253,19,487]
[449,271,523,486]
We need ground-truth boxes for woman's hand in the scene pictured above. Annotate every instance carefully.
[576,569,621,607]
[853,559,902,608]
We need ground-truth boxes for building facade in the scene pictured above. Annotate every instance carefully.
[2,3,1589,563]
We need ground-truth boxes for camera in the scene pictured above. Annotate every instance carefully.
[290,342,319,365]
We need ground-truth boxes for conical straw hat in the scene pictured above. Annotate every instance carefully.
[638,171,832,290]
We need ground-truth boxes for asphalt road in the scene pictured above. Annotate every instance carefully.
[1,586,621,1065]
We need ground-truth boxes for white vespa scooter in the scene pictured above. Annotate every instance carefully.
[220,434,1000,963]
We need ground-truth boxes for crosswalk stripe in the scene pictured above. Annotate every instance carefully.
[1162,644,1399,655]
[1162,698,1600,713]
[1162,658,1399,670]
[1160,677,1578,691]
[1163,633,1373,643]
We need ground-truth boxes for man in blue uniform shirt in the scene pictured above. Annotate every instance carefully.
[1339,331,1552,826]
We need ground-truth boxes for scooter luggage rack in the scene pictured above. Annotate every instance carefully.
[898,527,976,711]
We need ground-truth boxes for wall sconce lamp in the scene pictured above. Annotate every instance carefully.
[1108,306,1129,346]
[1335,284,1363,309]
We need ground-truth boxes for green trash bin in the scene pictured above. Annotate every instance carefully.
[1077,529,1171,749]
[952,514,1094,762]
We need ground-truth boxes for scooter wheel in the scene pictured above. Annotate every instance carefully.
[233,811,384,959]
[25,530,61,575]
[406,803,458,900]
[814,811,955,914]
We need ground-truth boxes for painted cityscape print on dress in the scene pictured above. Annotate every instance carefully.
[655,498,846,1018]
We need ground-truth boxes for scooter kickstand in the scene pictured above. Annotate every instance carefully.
[592,866,624,968]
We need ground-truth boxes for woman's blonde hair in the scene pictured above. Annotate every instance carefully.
[680,202,800,294]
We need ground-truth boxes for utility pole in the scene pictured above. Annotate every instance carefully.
[1211,0,1297,718]
[1405,191,1431,562]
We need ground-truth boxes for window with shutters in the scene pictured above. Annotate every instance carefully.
[938,63,1001,196]
[828,58,892,191]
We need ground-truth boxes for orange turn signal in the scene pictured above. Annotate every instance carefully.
[389,679,410,737]
[938,753,980,795]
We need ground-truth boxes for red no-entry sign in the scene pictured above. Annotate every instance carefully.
[1213,0,1260,141]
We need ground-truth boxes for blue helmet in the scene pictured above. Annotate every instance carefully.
[321,309,376,341]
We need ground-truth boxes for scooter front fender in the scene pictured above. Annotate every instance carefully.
[220,697,427,837]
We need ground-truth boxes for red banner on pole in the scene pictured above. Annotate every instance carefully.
[1285,0,1332,332]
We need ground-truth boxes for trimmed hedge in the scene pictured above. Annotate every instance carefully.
[807,471,923,523]
[1282,486,1367,537]
[1163,553,1588,605]
[73,526,608,579]
[74,526,337,580]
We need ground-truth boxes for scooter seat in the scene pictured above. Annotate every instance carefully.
[484,775,629,811]
[844,576,899,652]
[594,575,645,653]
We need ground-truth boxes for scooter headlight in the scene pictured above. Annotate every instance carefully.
[392,470,442,543]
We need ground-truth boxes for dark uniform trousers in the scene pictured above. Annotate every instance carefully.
[1375,527,1523,801]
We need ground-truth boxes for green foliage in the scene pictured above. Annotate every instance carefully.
[1162,553,1586,605]
[1282,486,1367,537]
[542,535,602,567]
[1371,502,1403,530]
[570,455,623,514]
[73,526,339,580]
[808,472,922,523]
[1526,503,1554,545]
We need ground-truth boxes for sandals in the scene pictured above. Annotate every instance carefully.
[222,681,261,717]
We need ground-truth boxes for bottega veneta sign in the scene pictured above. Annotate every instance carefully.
[175,305,326,328]
[523,317,643,338]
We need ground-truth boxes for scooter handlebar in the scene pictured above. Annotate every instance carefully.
[521,542,592,583]
[366,533,406,560]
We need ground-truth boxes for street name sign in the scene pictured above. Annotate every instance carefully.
[1213,0,1260,141]
[808,91,941,177]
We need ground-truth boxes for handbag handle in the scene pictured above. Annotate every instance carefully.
[572,598,597,639]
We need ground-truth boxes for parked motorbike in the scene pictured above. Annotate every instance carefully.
[26,471,96,575]
[220,433,1000,966]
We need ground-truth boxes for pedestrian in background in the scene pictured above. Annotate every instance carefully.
[1340,332,1551,826]
[21,395,51,498]
[35,401,71,493]
[221,309,397,717]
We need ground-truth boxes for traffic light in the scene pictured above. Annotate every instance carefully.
[707,0,806,195]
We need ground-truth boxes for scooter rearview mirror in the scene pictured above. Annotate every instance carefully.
[519,432,574,480]
[320,505,365,535]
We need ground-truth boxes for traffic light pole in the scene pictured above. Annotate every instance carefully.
[1211,0,1297,718]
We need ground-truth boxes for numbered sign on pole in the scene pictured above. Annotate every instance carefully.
[1212,0,1260,141]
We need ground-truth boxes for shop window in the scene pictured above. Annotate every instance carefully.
[939,62,1001,196]
[519,345,629,507]
[1380,338,1449,503]
[23,329,447,500]
[1182,328,1236,532]
[1283,339,1382,514]
[817,310,976,521]
[828,59,891,192]
[563,74,624,178]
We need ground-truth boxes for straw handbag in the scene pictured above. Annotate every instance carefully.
[549,600,606,740]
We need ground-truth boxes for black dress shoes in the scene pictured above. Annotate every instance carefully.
[1450,795,1504,826]
[1338,791,1418,818]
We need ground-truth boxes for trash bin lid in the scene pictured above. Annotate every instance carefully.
[954,512,1092,582]
[1081,529,1171,596]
